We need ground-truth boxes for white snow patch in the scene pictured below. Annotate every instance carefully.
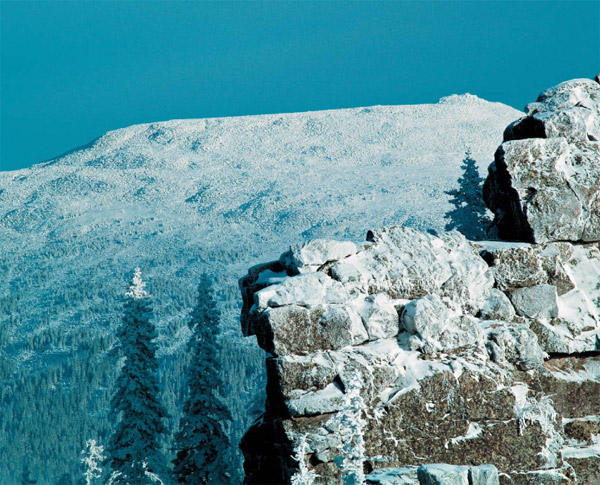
[449,422,483,446]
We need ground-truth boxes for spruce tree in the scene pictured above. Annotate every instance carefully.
[107,268,168,484]
[444,150,490,240]
[172,274,231,484]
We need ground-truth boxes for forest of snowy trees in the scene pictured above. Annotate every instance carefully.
[74,269,231,485]
[68,269,368,485]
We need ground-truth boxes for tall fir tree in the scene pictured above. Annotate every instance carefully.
[172,274,232,484]
[444,150,491,240]
[107,268,168,484]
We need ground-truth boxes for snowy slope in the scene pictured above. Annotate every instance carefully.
[0,95,520,482]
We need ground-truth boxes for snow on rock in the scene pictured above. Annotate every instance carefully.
[352,293,401,341]
[280,239,358,274]
[367,464,498,485]
[366,466,419,484]
[331,226,494,313]
[483,321,544,371]
[468,465,499,485]
[484,78,600,243]
[255,271,350,310]
[417,464,469,485]
[401,296,484,354]
[479,289,516,321]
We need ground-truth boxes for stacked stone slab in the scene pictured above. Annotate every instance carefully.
[239,77,600,485]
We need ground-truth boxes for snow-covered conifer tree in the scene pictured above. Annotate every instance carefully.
[80,439,105,485]
[172,274,232,484]
[106,268,168,484]
[336,371,367,485]
[290,434,318,485]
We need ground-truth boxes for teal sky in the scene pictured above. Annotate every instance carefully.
[1,1,599,171]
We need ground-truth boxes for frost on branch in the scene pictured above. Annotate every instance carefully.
[126,267,148,299]
[335,371,367,485]
[80,439,105,485]
[291,434,319,485]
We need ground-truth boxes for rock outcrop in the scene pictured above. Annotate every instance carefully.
[484,78,600,243]
[239,77,600,485]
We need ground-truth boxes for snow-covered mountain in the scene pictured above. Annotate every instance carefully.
[0,95,520,482]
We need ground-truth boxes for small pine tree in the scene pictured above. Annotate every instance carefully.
[444,150,491,240]
[336,371,367,485]
[172,274,232,484]
[290,434,319,485]
[107,268,168,484]
[80,439,105,485]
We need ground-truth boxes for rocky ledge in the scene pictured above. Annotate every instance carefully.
[239,77,600,485]
[484,78,600,244]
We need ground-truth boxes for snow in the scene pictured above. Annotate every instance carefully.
[449,422,483,446]
[288,382,345,417]
[511,383,562,468]
[255,272,350,309]
[366,466,419,484]
[125,267,148,300]
[255,269,289,286]
[561,433,600,459]
[375,336,450,402]
[0,96,520,475]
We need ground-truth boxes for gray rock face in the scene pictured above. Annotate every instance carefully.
[509,283,559,320]
[484,78,600,243]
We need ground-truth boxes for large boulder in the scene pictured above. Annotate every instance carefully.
[484,78,600,244]
[330,227,494,313]
[239,81,600,481]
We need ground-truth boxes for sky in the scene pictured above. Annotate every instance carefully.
[1,1,599,171]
